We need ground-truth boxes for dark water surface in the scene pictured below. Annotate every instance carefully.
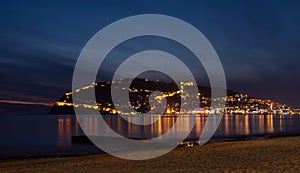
[0,114,300,158]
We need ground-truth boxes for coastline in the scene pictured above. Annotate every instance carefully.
[1,136,300,172]
[1,131,300,160]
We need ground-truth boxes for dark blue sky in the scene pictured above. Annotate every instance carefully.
[1,0,300,114]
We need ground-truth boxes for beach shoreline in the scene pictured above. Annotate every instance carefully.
[2,132,300,160]
[1,136,300,172]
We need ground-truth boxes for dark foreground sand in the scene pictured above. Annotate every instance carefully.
[1,136,300,173]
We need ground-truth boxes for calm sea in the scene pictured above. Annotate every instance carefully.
[0,114,300,158]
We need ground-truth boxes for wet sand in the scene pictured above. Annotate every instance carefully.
[1,136,300,172]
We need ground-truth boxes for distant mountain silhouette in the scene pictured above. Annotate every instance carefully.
[49,79,237,115]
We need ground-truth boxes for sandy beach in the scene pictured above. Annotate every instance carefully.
[1,136,300,172]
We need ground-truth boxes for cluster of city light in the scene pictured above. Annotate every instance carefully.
[225,94,300,115]
[55,81,300,115]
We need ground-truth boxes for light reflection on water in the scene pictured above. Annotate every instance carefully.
[0,114,300,149]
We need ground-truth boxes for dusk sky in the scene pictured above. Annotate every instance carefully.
[1,0,300,114]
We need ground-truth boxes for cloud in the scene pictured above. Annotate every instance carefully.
[0,99,53,107]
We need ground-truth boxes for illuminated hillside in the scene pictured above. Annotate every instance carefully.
[49,79,299,115]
